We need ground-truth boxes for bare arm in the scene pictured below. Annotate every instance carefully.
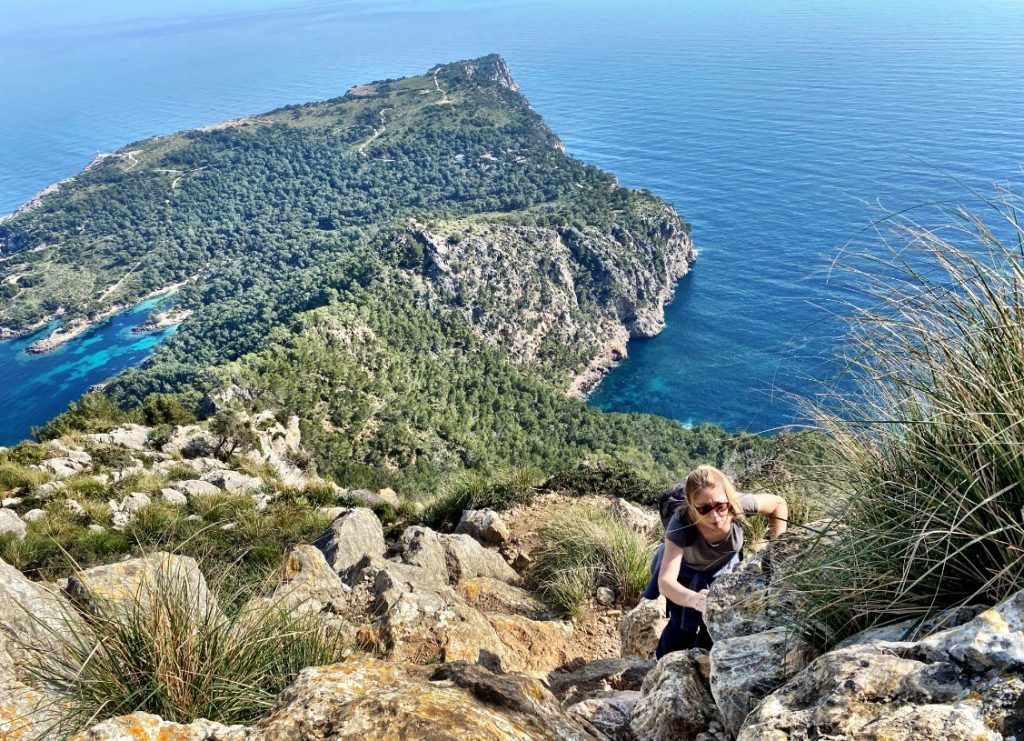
[657,539,707,613]
[751,493,788,538]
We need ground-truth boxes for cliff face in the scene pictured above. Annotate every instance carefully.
[410,203,695,396]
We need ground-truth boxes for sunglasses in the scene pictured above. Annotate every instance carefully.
[694,501,730,516]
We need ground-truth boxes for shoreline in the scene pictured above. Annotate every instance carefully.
[568,219,696,402]
[19,282,186,354]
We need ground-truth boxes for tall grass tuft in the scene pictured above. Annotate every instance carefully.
[530,505,656,617]
[785,195,1024,648]
[22,563,345,734]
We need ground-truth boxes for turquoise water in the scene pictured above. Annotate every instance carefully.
[0,297,178,444]
[1,0,1022,441]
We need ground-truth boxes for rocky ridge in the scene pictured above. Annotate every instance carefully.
[2,420,1022,738]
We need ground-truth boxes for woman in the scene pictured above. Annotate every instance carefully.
[654,464,788,657]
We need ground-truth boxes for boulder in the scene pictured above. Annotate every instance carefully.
[394,525,450,586]
[567,691,640,741]
[456,576,548,619]
[486,613,576,674]
[376,487,400,506]
[917,589,1024,672]
[74,713,245,740]
[314,507,386,575]
[443,533,520,584]
[0,508,26,541]
[631,649,720,741]
[0,556,75,667]
[1,677,68,740]
[38,458,77,479]
[66,552,214,618]
[22,508,45,523]
[610,497,661,538]
[455,508,512,545]
[179,479,222,498]
[549,657,655,706]
[739,641,995,740]
[110,492,151,528]
[160,425,217,458]
[53,448,92,468]
[201,469,263,494]
[34,481,65,499]
[252,658,597,740]
[709,627,815,735]
[87,424,151,451]
[619,597,668,659]
[269,544,350,615]
[158,487,188,506]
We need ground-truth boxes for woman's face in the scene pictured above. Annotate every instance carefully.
[690,481,732,528]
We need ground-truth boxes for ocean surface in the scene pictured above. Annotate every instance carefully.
[1,0,1022,444]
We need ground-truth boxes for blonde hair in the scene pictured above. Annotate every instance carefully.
[683,464,744,521]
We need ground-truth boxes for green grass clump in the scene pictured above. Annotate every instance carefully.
[530,505,656,617]
[23,565,345,733]
[539,462,662,506]
[784,197,1024,648]
[423,467,541,530]
[0,462,52,490]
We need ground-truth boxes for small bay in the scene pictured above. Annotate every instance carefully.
[0,298,178,445]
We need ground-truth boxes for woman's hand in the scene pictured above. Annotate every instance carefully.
[688,588,709,613]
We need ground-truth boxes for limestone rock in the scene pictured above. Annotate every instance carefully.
[66,552,214,618]
[394,525,450,588]
[252,658,597,740]
[179,479,222,498]
[74,712,245,740]
[376,487,400,506]
[549,657,655,706]
[631,649,720,741]
[567,691,640,741]
[443,532,520,584]
[314,507,386,575]
[455,508,511,545]
[201,469,263,494]
[596,586,616,606]
[486,613,576,674]
[709,627,815,735]
[87,424,151,451]
[34,481,65,498]
[739,641,995,740]
[0,556,76,667]
[1,677,69,740]
[269,544,350,616]
[22,508,45,523]
[38,458,78,479]
[610,497,661,538]
[456,576,548,619]
[917,589,1024,672]
[158,487,187,506]
[620,597,668,659]
[0,508,26,540]
[160,425,217,458]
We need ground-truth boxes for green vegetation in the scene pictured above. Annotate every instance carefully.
[530,504,657,617]
[23,565,345,732]
[0,488,330,593]
[784,201,1024,648]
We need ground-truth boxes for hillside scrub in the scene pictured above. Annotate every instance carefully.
[784,195,1024,648]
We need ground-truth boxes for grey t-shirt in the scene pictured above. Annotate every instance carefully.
[665,494,759,572]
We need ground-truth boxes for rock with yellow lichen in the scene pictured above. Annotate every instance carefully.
[65,552,215,619]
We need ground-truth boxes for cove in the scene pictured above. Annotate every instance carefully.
[0,297,177,446]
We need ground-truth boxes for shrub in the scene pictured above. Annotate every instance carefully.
[784,198,1024,648]
[21,564,345,733]
[33,392,130,440]
[423,467,541,530]
[529,504,656,617]
[540,461,662,506]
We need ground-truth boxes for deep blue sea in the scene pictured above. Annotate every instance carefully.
[1,0,1023,444]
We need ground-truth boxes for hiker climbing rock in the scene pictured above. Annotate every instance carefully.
[644,465,788,657]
